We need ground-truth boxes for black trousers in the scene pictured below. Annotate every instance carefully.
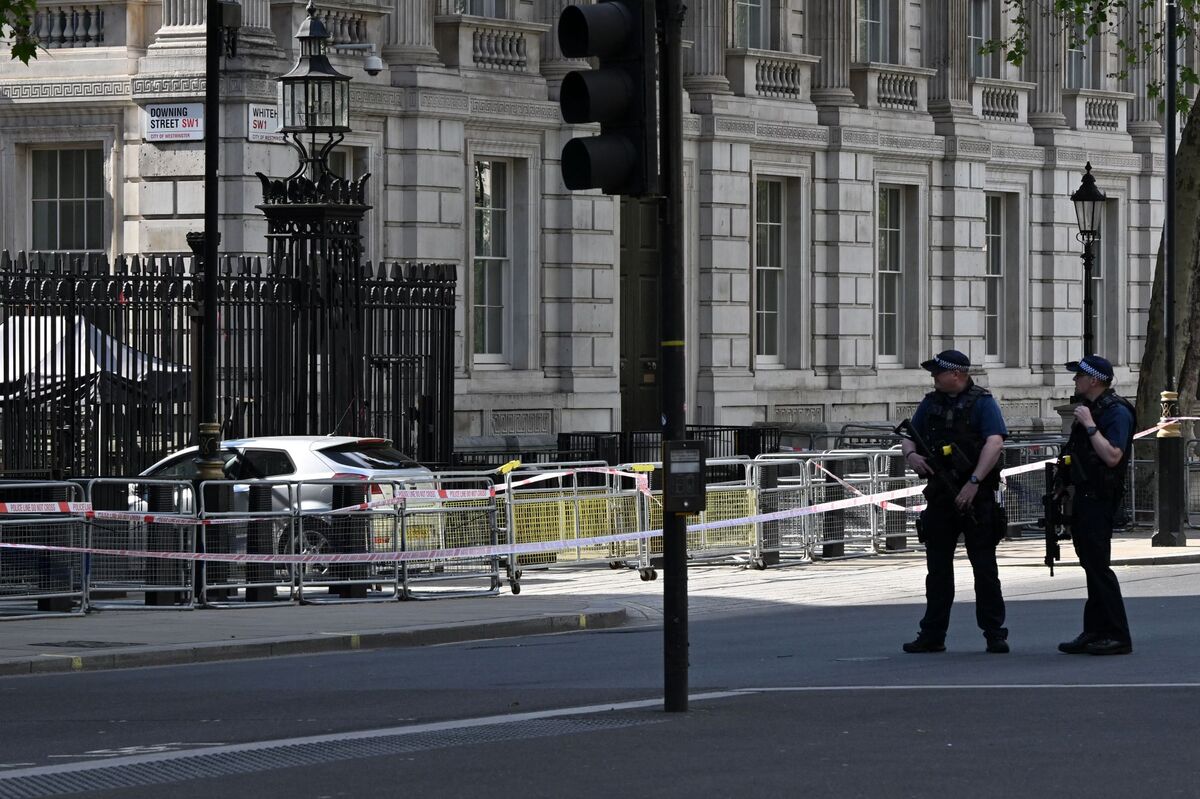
[917,495,1007,642]
[1070,495,1132,644]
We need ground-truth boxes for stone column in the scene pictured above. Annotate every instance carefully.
[384,0,441,65]
[927,0,972,122]
[1027,4,1067,128]
[541,0,587,97]
[683,0,731,95]
[809,0,856,107]
[150,0,276,55]
[1125,0,1163,135]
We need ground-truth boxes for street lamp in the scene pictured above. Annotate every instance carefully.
[1154,0,1187,547]
[1071,161,1106,358]
[277,0,352,183]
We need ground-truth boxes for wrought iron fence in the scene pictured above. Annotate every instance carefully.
[0,250,455,477]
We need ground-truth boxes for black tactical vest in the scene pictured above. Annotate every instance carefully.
[1065,389,1136,500]
[920,382,1000,490]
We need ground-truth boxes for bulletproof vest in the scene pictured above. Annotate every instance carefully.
[920,382,1000,490]
[1065,389,1136,500]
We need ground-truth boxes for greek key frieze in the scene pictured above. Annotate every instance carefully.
[469,97,558,121]
[0,79,131,100]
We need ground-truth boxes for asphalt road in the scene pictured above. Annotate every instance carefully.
[1,563,1198,798]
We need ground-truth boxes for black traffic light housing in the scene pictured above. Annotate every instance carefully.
[558,0,658,196]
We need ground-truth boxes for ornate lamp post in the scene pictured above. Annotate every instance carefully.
[257,0,368,270]
[278,1,351,183]
[1071,162,1105,359]
[1154,0,1187,546]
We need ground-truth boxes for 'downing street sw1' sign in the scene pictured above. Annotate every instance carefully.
[143,103,204,142]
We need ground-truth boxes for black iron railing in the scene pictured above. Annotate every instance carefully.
[0,250,456,477]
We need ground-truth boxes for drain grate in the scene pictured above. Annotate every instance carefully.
[0,715,659,798]
[31,641,144,649]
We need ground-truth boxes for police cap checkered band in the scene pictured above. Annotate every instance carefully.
[934,357,969,371]
[1065,355,1114,382]
[921,349,971,373]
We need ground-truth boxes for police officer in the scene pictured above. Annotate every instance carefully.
[901,350,1010,654]
[1057,355,1134,656]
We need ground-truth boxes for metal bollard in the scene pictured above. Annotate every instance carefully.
[245,483,278,601]
[329,483,368,598]
[756,464,781,567]
[883,454,908,550]
[145,483,184,606]
[822,459,846,559]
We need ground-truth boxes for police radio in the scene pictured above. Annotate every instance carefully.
[662,440,706,514]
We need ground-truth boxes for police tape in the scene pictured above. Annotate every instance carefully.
[0,480,935,565]
[0,501,91,515]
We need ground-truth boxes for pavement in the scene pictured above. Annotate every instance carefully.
[1,529,1196,677]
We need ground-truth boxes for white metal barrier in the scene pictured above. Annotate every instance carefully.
[401,473,502,599]
[197,479,299,607]
[85,478,197,609]
[0,481,87,618]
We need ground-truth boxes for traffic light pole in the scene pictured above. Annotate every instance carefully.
[657,0,687,713]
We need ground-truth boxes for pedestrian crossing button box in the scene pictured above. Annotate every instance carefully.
[663,440,706,514]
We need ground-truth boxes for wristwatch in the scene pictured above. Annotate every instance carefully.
[968,475,980,485]
[1086,426,1099,437]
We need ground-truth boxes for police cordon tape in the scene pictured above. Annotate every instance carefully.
[0,418,1188,561]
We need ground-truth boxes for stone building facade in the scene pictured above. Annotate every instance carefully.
[0,0,1171,443]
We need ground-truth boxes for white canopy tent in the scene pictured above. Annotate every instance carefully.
[0,316,189,404]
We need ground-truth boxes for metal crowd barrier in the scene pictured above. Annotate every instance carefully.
[85,478,197,609]
[1000,440,1064,536]
[294,478,402,604]
[196,480,299,607]
[402,473,501,599]
[751,455,811,567]
[500,461,640,586]
[0,481,87,618]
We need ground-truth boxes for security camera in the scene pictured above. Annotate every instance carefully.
[363,54,384,77]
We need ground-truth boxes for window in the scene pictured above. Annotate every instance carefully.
[237,449,296,479]
[858,0,889,63]
[984,194,1005,358]
[467,0,507,17]
[473,159,509,361]
[734,0,777,50]
[877,186,903,359]
[31,148,104,251]
[1066,18,1100,89]
[969,0,993,79]
[319,442,420,470]
[754,179,784,360]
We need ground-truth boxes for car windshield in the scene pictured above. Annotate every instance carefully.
[319,443,420,470]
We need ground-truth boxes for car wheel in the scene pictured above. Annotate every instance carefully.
[277,519,333,581]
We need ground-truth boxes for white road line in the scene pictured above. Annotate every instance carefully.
[754,683,1200,691]
[0,691,745,780]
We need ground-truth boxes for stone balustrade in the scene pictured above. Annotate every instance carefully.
[848,63,937,113]
[971,77,1036,124]
[434,14,549,75]
[725,49,818,101]
[1063,88,1133,133]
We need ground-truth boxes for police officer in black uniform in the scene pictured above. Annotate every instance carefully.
[1057,355,1134,656]
[902,350,1010,654]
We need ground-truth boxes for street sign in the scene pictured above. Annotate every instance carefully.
[248,103,286,143]
[143,103,205,142]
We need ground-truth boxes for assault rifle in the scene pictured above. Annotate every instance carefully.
[1041,459,1073,575]
[894,418,976,520]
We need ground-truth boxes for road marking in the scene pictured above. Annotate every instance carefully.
[754,683,1200,691]
[0,692,745,779]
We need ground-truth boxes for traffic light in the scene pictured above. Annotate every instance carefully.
[557,0,658,196]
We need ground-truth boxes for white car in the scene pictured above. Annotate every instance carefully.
[135,436,433,566]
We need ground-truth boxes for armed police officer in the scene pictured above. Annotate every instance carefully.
[1056,355,1134,656]
[899,350,1010,654]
